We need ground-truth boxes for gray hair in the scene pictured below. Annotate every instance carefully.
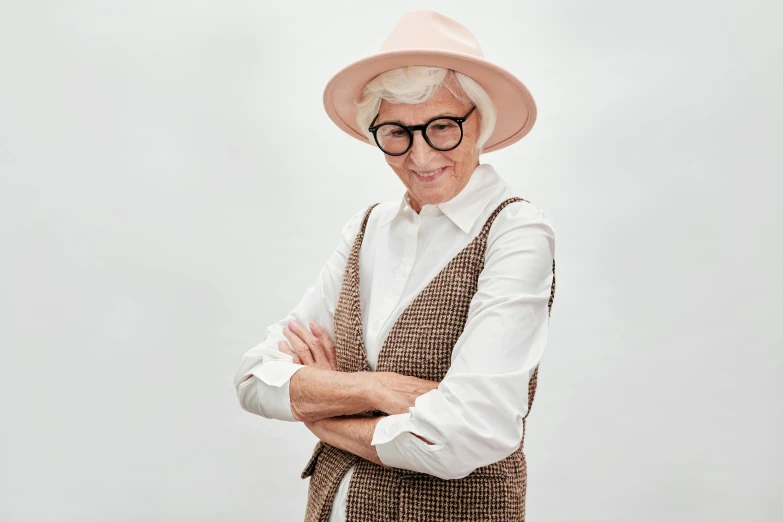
[355,66,497,154]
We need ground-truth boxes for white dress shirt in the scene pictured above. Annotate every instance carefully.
[233,163,555,522]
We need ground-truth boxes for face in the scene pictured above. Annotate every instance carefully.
[376,85,481,213]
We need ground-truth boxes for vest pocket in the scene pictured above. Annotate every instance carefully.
[398,472,508,521]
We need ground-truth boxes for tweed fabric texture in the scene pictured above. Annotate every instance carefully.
[302,197,556,522]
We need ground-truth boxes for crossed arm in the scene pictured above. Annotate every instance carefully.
[236,205,554,478]
[278,319,439,467]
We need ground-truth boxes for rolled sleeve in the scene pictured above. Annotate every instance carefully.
[236,366,303,422]
[234,336,307,421]
[371,204,555,480]
[372,411,453,478]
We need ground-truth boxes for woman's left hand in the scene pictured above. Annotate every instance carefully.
[279,320,338,371]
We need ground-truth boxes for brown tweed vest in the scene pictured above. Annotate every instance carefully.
[301,197,556,522]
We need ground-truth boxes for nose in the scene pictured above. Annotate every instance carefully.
[408,129,437,165]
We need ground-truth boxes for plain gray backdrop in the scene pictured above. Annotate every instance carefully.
[1,1,781,521]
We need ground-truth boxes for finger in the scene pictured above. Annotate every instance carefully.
[278,341,300,364]
[288,320,330,368]
[283,325,314,366]
[310,321,338,371]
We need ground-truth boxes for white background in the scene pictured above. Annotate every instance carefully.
[1,1,781,521]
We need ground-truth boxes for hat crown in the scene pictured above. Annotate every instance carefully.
[379,10,484,58]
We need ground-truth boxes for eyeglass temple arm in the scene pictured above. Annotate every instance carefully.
[458,106,477,122]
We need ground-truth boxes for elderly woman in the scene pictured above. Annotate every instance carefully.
[233,9,556,522]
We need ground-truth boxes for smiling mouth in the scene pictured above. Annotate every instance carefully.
[413,166,449,179]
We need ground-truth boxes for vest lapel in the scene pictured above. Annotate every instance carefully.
[333,202,380,373]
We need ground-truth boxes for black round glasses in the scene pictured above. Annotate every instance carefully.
[368,106,477,156]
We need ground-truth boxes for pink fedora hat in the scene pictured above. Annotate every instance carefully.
[323,9,537,153]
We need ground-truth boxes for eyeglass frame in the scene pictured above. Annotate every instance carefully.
[367,106,478,156]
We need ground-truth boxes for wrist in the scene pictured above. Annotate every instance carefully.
[343,371,381,412]
[289,366,315,422]
[353,371,385,412]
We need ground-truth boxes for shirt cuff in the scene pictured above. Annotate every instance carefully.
[252,361,305,421]
[371,412,448,472]
[264,377,298,422]
[248,360,305,387]
[374,431,411,469]
[235,361,306,422]
[373,427,448,472]
[371,413,412,445]
[370,414,410,467]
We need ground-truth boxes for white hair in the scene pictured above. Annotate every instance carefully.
[355,66,497,154]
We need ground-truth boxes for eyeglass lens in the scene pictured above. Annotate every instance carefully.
[375,118,462,155]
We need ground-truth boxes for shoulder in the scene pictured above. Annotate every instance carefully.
[486,195,556,259]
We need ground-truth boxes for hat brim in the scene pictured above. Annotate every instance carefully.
[323,49,536,153]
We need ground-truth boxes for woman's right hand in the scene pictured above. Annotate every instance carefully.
[371,372,440,415]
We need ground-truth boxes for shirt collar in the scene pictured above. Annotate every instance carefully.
[380,164,507,234]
